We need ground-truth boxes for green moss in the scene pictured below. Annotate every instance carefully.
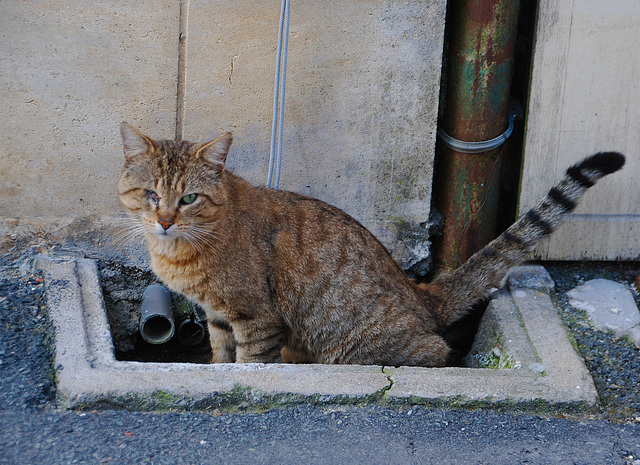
[37,287,58,391]
[478,351,517,370]
[153,390,182,404]
[65,371,599,420]
[68,379,399,414]
[171,294,197,321]
[469,333,519,370]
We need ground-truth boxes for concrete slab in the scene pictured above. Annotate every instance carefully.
[568,279,640,347]
[38,256,390,409]
[37,257,598,410]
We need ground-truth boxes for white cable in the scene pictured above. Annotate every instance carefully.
[267,0,291,189]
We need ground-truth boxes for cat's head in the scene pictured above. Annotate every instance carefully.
[118,123,233,248]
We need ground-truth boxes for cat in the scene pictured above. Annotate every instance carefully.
[118,122,625,367]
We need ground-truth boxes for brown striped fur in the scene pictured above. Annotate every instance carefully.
[118,123,625,366]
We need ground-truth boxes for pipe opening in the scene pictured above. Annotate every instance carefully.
[178,318,206,347]
[140,314,175,344]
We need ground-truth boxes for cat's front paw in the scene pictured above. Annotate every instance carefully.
[210,348,235,363]
[207,320,236,363]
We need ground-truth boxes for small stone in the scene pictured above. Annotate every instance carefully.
[528,363,547,374]
[508,265,555,291]
[110,289,140,301]
[627,326,640,349]
[569,298,595,313]
[100,268,119,280]
[568,279,640,340]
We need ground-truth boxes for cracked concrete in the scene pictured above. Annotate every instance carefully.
[37,256,598,410]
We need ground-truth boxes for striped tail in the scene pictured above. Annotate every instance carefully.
[435,152,625,328]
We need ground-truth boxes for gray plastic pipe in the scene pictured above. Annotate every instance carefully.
[177,317,206,347]
[139,284,175,344]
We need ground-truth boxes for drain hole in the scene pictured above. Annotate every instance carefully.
[99,260,212,363]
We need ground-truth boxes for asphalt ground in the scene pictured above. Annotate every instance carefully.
[1,240,639,464]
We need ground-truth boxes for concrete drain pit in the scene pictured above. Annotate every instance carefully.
[37,255,597,411]
[98,262,212,364]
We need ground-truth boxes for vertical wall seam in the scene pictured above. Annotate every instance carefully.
[175,0,190,141]
[555,0,576,177]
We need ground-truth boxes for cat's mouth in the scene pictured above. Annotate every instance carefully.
[152,232,178,243]
[150,222,180,240]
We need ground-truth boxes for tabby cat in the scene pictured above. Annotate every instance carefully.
[118,122,625,366]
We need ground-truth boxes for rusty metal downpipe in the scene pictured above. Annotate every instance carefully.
[433,0,521,275]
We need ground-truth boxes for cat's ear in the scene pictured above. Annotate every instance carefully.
[120,123,154,161]
[196,133,233,166]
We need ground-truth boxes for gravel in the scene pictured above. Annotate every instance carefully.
[546,261,640,422]
[0,244,55,411]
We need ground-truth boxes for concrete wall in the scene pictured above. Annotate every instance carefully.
[520,0,640,260]
[0,1,446,269]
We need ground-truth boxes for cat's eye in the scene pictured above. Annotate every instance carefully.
[180,193,198,205]
[145,190,159,206]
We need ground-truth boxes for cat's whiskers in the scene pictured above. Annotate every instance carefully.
[180,223,223,253]
[104,211,138,221]
[188,223,222,239]
[190,224,223,245]
[112,224,148,247]
[168,222,223,257]
[109,213,150,247]
[181,231,208,256]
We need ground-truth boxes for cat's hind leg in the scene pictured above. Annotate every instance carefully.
[280,346,315,363]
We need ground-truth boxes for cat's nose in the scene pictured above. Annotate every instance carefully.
[158,218,174,230]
